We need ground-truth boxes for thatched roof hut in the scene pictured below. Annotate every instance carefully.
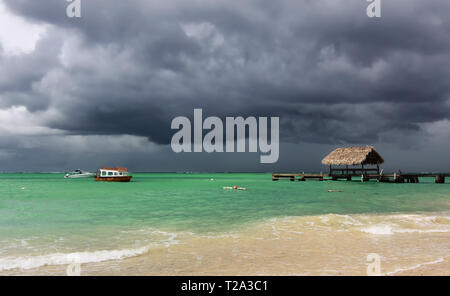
[322,146,384,166]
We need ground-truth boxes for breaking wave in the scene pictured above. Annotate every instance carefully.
[260,212,450,236]
[0,246,152,271]
[384,258,445,275]
[0,229,180,271]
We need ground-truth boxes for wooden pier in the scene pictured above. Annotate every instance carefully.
[272,172,449,183]
[381,173,449,184]
[272,173,328,181]
[275,146,448,184]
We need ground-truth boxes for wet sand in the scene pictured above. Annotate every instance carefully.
[3,213,449,276]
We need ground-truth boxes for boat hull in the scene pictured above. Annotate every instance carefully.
[64,174,96,179]
[94,176,132,182]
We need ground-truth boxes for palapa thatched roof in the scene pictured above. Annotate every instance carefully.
[322,146,384,166]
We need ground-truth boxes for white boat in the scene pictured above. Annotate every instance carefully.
[64,169,96,178]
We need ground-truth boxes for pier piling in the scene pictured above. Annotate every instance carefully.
[436,175,445,184]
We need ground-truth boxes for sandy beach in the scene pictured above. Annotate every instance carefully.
[3,213,449,276]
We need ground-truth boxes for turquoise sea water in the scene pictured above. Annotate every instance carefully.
[0,173,449,271]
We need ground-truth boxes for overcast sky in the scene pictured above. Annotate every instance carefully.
[0,0,449,172]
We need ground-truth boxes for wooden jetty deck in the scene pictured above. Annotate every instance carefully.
[272,172,450,183]
[272,173,329,181]
[276,146,449,184]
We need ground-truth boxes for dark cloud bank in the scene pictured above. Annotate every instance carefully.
[1,0,450,172]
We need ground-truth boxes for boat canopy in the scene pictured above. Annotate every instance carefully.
[98,167,129,177]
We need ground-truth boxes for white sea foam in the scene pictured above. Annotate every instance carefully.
[394,228,450,234]
[262,213,450,235]
[384,258,445,275]
[358,215,450,235]
[320,216,330,225]
[333,214,364,226]
[391,214,450,225]
[359,225,450,235]
[0,229,181,272]
[0,246,152,271]
[360,225,394,235]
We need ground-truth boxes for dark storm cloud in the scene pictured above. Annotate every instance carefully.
[0,31,62,111]
[2,0,450,145]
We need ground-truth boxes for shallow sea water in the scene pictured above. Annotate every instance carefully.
[0,173,449,275]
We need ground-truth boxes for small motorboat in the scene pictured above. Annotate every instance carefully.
[64,169,96,179]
